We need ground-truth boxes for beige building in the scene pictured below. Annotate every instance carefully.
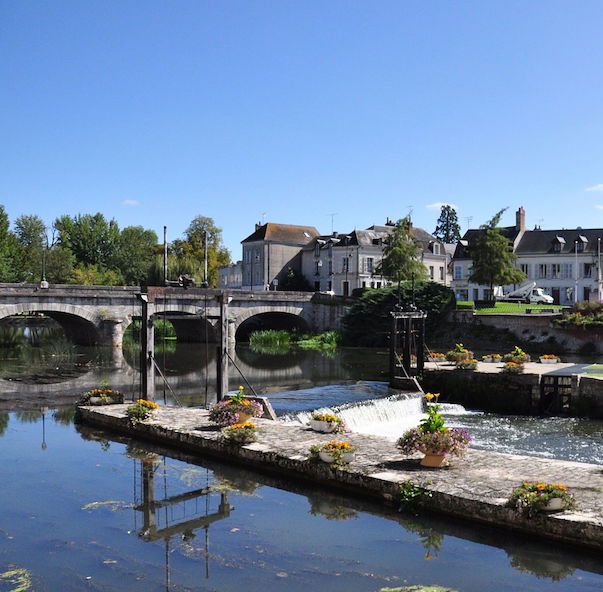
[240,222,319,290]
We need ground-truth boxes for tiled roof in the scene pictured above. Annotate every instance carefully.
[242,223,319,244]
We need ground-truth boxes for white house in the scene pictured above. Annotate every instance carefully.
[451,207,603,304]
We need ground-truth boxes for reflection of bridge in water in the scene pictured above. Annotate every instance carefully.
[0,345,384,411]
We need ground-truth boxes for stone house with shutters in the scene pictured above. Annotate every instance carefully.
[300,221,447,296]
[451,207,603,304]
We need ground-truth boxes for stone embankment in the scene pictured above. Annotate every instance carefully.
[421,361,603,417]
[77,404,603,551]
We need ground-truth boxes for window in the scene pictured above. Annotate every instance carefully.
[551,264,561,279]
[520,263,530,278]
[327,280,332,291]
[453,266,462,280]
[429,266,434,280]
[576,241,585,253]
[314,243,320,257]
[328,260,333,275]
[439,266,445,281]
[472,288,479,301]
[376,281,381,288]
[342,257,350,273]
[562,263,573,279]
[537,264,547,279]
[342,281,349,297]
[366,257,374,273]
[314,261,320,275]
[584,263,593,278]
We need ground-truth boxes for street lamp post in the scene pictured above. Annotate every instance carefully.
[40,234,49,289]
[598,237,602,303]
[574,240,579,304]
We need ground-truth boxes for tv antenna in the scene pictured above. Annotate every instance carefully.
[261,212,267,224]
[329,213,338,234]
[407,205,414,219]
[463,216,473,229]
[537,217,544,228]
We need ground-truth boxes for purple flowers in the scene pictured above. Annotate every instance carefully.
[208,398,263,427]
[397,427,471,456]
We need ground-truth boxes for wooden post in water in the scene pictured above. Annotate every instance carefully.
[138,292,155,400]
[216,293,229,401]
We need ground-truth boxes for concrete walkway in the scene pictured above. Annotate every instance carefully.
[76,404,603,551]
[425,360,601,378]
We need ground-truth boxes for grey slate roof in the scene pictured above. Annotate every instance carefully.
[242,223,319,245]
[453,226,520,260]
[516,228,603,255]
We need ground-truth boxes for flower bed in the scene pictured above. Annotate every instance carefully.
[506,482,574,517]
[308,412,345,433]
[126,399,160,424]
[222,421,258,444]
[456,358,478,370]
[209,386,263,427]
[397,393,471,467]
[79,387,123,405]
[502,346,531,364]
[501,361,524,374]
[310,440,356,465]
[445,343,473,363]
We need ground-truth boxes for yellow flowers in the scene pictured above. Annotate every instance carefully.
[136,399,160,409]
[423,393,440,401]
[229,420,256,430]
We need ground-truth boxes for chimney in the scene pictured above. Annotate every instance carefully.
[516,207,525,232]
[255,221,262,231]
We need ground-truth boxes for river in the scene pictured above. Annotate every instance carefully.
[0,326,602,590]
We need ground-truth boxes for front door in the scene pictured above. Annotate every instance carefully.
[551,287,560,305]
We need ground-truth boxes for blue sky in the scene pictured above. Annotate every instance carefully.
[2,1,603,258]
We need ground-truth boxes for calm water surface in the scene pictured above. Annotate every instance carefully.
[1,329,603,590]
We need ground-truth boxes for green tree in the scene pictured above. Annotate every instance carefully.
[469,209,525,297]
[377,217,428,287]
[0,206,17,281]
[54,213,121,268]
[433,205,461,243]
[115,226,158,285]
[13,214,47,282]
[71,263,124,286]
[45,246,75,283]
[278,267,313,291]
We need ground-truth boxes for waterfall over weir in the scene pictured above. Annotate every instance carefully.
[288,392,470,440]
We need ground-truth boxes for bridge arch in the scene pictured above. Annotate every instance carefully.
[0,303,101,346]
[234,306,310,342]
[152,310,217,343]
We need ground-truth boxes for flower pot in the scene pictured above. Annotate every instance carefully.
[543,497,565,512]
[420,453,447,468]
[236,412,252,423]
[309,419,338,433]
[540,358,559,364]
[482,357,493,363]
[318,451,355,464]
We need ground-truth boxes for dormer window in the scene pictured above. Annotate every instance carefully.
[576,235,588,253]
[553,235,565,253]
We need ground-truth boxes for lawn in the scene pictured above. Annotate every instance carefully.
[456,301,567,315]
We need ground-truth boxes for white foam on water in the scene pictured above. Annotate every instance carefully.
[288,392,472,441]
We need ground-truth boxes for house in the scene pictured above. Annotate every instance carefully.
[301,220,448,296]
[240,222,319,290]
[451,207,603,304]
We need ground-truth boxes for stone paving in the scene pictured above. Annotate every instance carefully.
[425,360,601,377]
[77,404,603,551]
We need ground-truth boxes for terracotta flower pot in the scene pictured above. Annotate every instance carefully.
[420,453,447,468]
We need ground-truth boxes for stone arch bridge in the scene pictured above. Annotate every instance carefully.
[0,284,350,348]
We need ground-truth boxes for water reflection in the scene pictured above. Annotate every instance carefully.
[74,426,603,590]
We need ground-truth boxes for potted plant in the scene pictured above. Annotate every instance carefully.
[503,346,531,364]
[308,412,345,433]
[456,358,478,370]
[310,440,356,465]
[209,386,263,427]
[540,354,561,364]
[501,361,524,374]
[482,353,501,363]
[506,482,574,517]
[79,386,124,406]
[427,352,446,363]
[222,420,258,444]
[397,393,471,467]
[126,399,160,424]
[445,343,473,363]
